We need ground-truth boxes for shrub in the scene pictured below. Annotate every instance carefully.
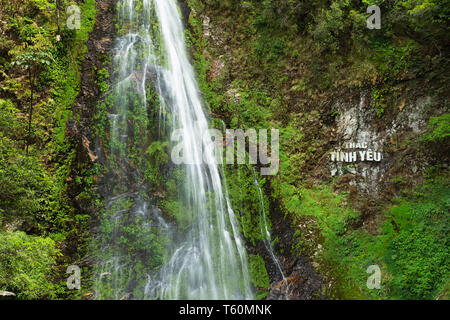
[0,231,60,299]
[385,182,450,299]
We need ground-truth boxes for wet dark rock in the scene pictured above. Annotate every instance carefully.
[63,0,118,259]
[264,183,327,300]
[178,0,191,28]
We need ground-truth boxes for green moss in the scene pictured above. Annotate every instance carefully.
[224,164,271,246]
[96,67,110,93]
[144,141,170,187]
[421,113,450,144]
[384,179,449,299]
[287,175,450,300]
[248,254,270,299]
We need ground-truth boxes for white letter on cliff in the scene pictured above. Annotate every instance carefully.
[359,150,366,161]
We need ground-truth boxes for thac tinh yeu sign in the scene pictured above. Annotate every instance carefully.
[330,142,382,163]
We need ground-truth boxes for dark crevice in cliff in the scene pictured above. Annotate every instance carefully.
[66,0,117,266]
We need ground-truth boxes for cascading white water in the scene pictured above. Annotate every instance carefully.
[252,169,286,281]
[94,0,253,300]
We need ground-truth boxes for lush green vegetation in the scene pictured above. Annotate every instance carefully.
[421,113,450,158]
[285,175,449,300]
[0,0,448,300]
[0,0,97,298]
[187,0,449,300]
[0,231,60,299]
[385,178,449,299]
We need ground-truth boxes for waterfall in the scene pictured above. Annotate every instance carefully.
[252,169,286,281]
[94,0,253,300]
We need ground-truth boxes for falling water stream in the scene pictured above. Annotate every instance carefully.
[252,170,286,282]
[94,0,253,299]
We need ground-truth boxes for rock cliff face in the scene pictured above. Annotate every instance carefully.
[265,198,326,300]
[69,0,116,142]
[183,5,329,299]
[65,0,118,267]
[183,1,448,300]
[68,0,447,300]
[328,94,435,195]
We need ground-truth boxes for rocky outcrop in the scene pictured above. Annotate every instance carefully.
[68,0,116,142]
[63,0,117,268]
[265,196,326,300]
[68,0,117,202]
[187,5,327,300]
[327,93,436,195]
